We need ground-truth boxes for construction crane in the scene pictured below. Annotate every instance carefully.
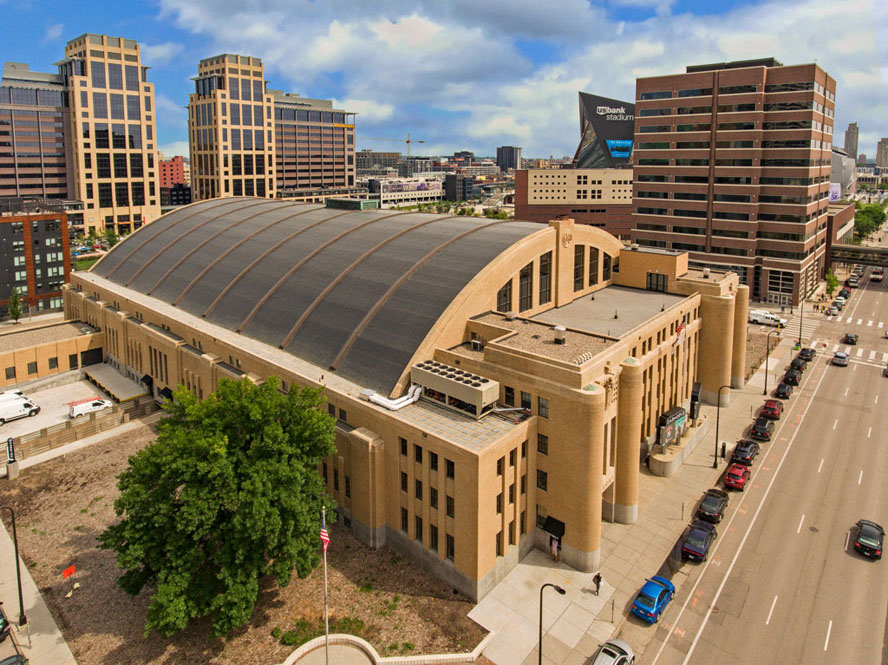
[360,133,426,157]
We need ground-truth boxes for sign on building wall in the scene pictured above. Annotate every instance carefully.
[829,183,842,202]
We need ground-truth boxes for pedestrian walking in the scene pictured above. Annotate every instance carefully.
[592,572,602,596]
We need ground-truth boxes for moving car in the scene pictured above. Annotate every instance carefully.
[852,520,884,560]
[631,576,675,623]
[761,399,784,420]
[732,440,761,465]
[783,368,801,386]
[798,347,816,361]
[724,463,750,490]
[832,351,849,366]
[842,333,859,345]
[680,520,717,562]
[790,357,807,372]
[696,488,729,524]
[750,417,775,440]
[590,638,636,665]
[775,382,794,399]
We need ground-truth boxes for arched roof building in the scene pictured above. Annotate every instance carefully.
[66,198,748,601]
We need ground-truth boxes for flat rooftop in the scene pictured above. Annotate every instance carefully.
[472,312,613,363]
[397,399,521,454]
[532,286,686,338]
[0,322,95,353]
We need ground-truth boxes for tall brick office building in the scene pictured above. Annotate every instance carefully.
[631,58,836,306]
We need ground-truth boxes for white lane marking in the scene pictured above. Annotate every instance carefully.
[824,620,833,651]
[868,320,873,326]
[876,395,880,405]
[859,470,863,485]
[766,595,778,625]
[869,350,877,360]
[797,514,805,533]
[845,532,850,550]
[833,419,838,430]
[868,427,872,438]
[844,387,849,396]
[832,344,839,352]
[857,318,863,325]
[818,458,824,473]
[667,354,832,665]
[880,321,885,329]
[856,348,864,357]
[883,352,888,362]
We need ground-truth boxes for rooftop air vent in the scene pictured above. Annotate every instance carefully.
[554,325,566,345]
[703,268,710,278]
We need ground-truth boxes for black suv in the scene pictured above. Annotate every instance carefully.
[775,382,793,399]
[732,440,761,465]
[790,357,807,372]
[696,488,729,524]
[842,333,859,345]
[798,347,816,361]
[750,417,775,441]
[784,368,801,386]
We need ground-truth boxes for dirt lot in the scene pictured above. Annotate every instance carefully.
[745,330,770,380]
[0,423,486,665]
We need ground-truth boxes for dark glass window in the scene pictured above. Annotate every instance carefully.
[93,93,108,118]
[537,434,548,455]
[538,251,552,305]
[518,262,533,312]
[399,437,407,455]
[430,452,438,471]
[110,94,124,120]
[588,247,600,286]
[574,244,585,291]
[107,63,123,90]
[603,253,612,281]
[537,470,548,491]
[446,459,454,479]
[90,61,106,88]
[497,279,512,312]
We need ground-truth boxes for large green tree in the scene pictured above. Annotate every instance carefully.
[99,377,336,637]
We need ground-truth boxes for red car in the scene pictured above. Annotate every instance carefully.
[761,399,783,420]
[724,463,750,490]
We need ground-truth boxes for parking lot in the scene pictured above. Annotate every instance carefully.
[0,380,114,439]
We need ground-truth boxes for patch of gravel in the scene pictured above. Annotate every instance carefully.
[0,423,486,664]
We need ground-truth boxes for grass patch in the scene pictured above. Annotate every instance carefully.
[73,257,100,271]
[277,616,367,648]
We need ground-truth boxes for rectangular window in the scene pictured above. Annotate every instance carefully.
[496,493,503,514]
[518,261,533,312]
[496,532,503,556]
[509,521,515,545]
[414,444,422,464]
[49,357,58,370]
[401,507,408,532]
[647,272,668,292]
[509,449,516,466]
[107,63,123,90]
[415,479,423,500]
[27,361,37,375]
[521,510,526,535]
[537,470,548,491]
[496,457,504,476]
[537,433,549,455]
[345,475,350,498]
[4,367,14,380]
[430,451,438,471]
[446,495,455,518]
[93,92,108,118]
[446,534,455,561]
[333,469,339,491]
[588,247,599,286]
[521,391,531,410]
[400,472,408,493]
[539,251,552,305]
[400,437,407,455]
[496,279,512,312]
[521,473,526,494]
[69,354,78,369]
[603,253,612,281]
[508,484,515,503]
[90,61,106,88]
[504,386,514,406]
[430,525,438,552]
[415,516,423,542]
[573,244,585,291]
[538,396,549,418]
[430,486,438,509]
[446,459,454,479]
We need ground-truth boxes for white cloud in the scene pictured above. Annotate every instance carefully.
[157,140,189,159]
[141,41,185,66]
[154,0,886,156]
[42,23,63,44]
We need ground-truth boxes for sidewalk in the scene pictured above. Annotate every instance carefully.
[470,325,817,665]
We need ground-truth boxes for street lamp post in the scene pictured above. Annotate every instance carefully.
[538,583,566,665]
[764,329,782,396]
[713,385,732,469]
[1,507,27,627]
[798,298,804,347]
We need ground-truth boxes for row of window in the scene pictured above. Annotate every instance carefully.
[399,507,455,560]
[4,354,76,380]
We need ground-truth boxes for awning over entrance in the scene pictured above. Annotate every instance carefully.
[542,516,565,540]
[140,374,153,386]
[158,387,173,400]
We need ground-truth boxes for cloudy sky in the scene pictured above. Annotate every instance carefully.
[2,0,885,160]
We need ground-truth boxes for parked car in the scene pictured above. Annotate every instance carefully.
[790,357,807,372]
[748,310,787,327]
[874,266,884,275]
[761,399,784,420]
[680,520,717,562]
[0,655,27,665]
[0,399,40,425]
[852,520,884,560]
[589,638,635,665]
[732,440,761,465]
[783,368,801,386]
[631,576,675,623]
[775,382,794,399]
[696,488,729,524]
[833,300,845,311]
[835,296,847,307]
[68,398,114,419]
[843,332,859,345]
[829,306,839,316]
[750,417,774,440]
[798,347,816,361]
[832,351,849,366]
[724,463,750,490]
[839,288,851,298]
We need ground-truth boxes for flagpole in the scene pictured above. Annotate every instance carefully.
[322,506,329,665]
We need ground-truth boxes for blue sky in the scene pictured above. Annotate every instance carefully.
[1,0,885,159]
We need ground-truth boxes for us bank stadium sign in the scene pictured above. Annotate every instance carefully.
[596,105,634,122]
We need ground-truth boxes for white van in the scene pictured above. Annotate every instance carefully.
[748,309,787,327]
[0,399,40,425]
[68,398,114,419]
[0,391,26,404]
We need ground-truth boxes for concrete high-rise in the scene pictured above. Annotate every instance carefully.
[496,146,522,172]
[60,34,161,234]
[877,138,888,168]
[844,122,858,161]
[631,58,836,306]
[189,54,356,202]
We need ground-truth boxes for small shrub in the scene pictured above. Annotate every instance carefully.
[271,627,282,639]
[401,642,415,652]
[359,583,373,593]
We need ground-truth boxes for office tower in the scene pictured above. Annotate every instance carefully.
[631,58,836,306]
[189,54,356,202]
[496,146,522,172]
[843,122,858,161]
[59,34,161,234]
[0,63,74,201]
[159,155,186,187]
[877,138,888,168]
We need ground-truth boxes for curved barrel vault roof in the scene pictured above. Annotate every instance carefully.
[92,197,545,393]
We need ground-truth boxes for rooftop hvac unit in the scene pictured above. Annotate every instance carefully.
[411,360,499,420]
[553,325,566,345]
[505,311,517,321]
[703,268,710,278]
[471,339,483,351]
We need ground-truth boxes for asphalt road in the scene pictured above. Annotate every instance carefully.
[640,268,888,665]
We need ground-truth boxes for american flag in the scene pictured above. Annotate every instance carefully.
[320,514,330,553]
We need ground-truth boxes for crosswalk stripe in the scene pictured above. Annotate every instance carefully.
[870,350,877,360]
[868,320,873,327]
[880,322,885,329]
[856,348,864,357]
[857,318,863,325]
[833,344,839,352]
[883,352,888,362]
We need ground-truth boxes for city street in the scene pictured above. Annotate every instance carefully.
[637,268,888,665]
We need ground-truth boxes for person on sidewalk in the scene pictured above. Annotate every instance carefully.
[592,573,602,596]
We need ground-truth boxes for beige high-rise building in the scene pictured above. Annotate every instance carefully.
[877,138,888,168]
[60,34,161,235]
[188,54,276,201]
